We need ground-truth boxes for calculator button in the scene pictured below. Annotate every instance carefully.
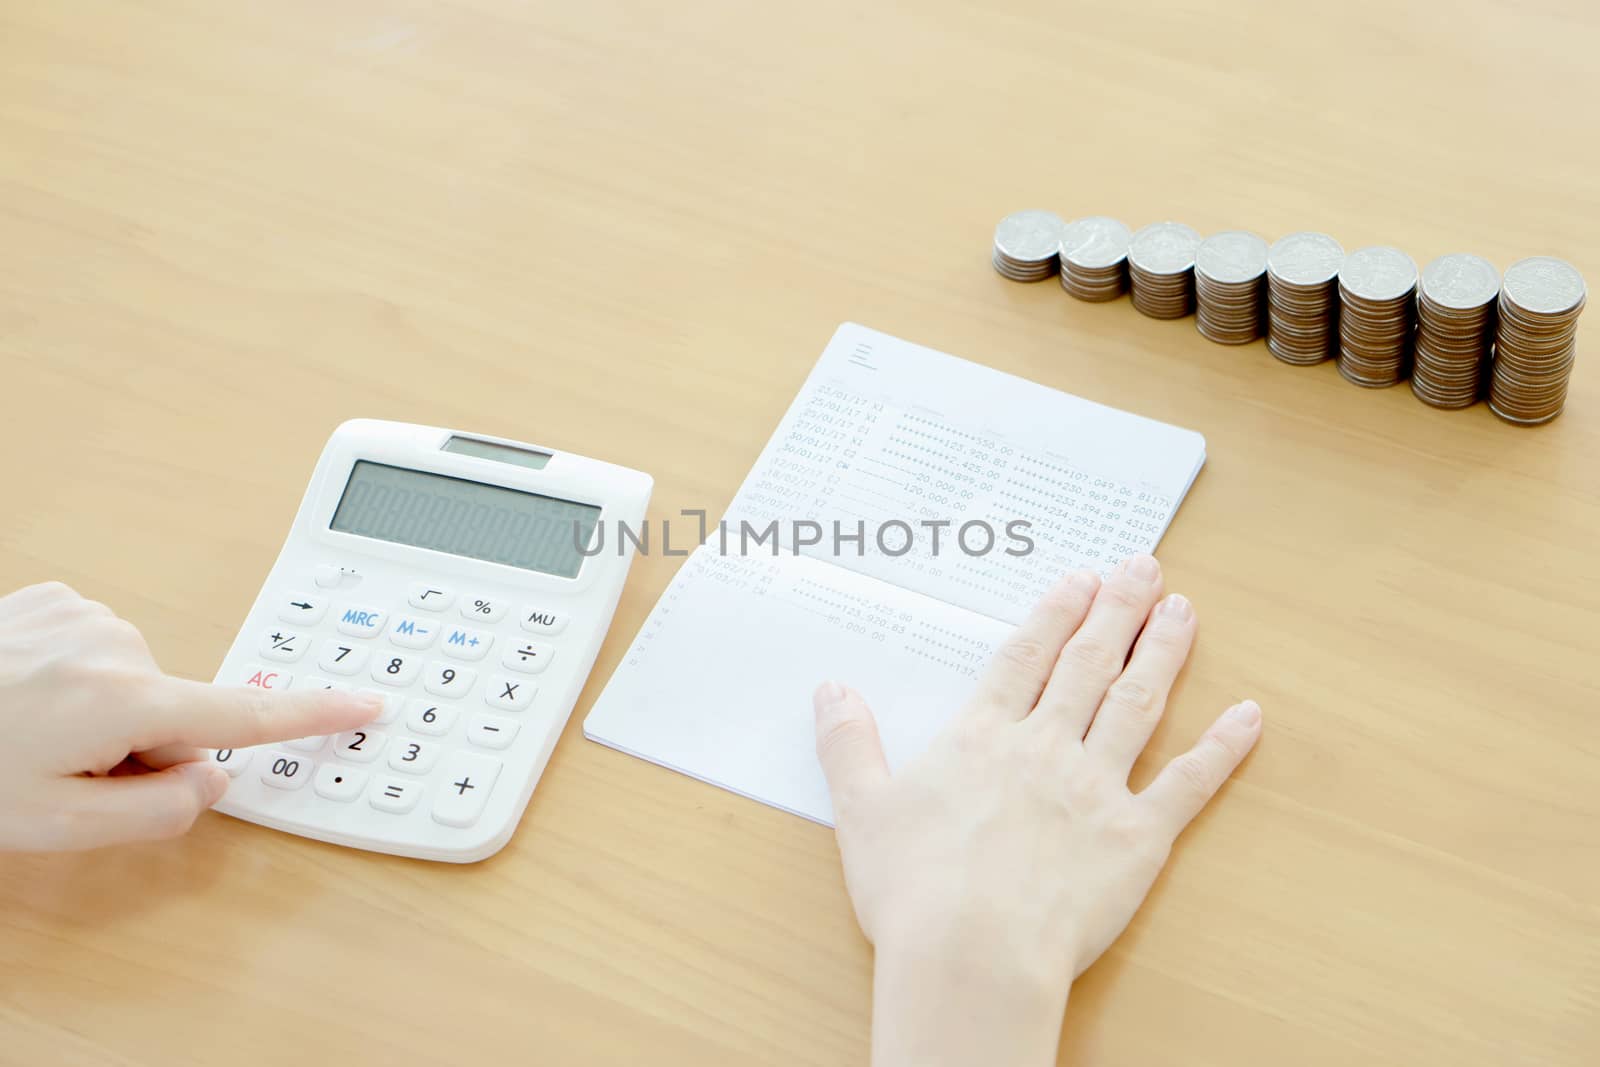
[466,714,519,750]
[370,652,422,687]
[484,675,535,712]
[388,615,439,650]
[313,764,367,802]
[241,665,292,690]
[441,625,492,661]
[259,628,310,663]
[302,675,342,691]
[334,605,387,638]
[370,777,422,814]
[432,752,502,829]
[286,735,329,753]
[333,728,385,762]
[408,583,456,611]
[502,640,554,675]
[405,698,457,736]
[519,608,568,635]
[260,751,313,790]
[318,639,369,675]
[313,564,343,589]
[423,662,476,698]
[211,747,253,777]
[355,688,401,725]
[278,592,328,625]
[460,596,506,623]
[387,737,441,775]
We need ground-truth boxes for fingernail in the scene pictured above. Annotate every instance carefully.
[1158,593,1193,620]
[814,681,847,709]
[1226,700,1262,727]
[1123,554,1160,581]
[352,692,387,714]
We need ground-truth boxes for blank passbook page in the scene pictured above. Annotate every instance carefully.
[585,323,1207,824]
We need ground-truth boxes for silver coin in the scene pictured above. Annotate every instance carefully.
[1195,231,1269,285]
[1420,254,1500,310]
[1500,256,1586,316]
[1266,231,1344,286]
[1339,246,1418,302]
[994,210,1065,264]
[1059,216,1131,270]
[1127,221,1201,275]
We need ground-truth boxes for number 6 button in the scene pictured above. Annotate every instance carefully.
[424,661,475,698]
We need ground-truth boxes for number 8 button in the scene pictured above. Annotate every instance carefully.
[371,652,422,686]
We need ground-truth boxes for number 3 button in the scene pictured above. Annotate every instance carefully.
[371,653,421,686]
[387,737,440,774]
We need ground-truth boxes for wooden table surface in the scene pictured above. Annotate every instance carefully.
[2,2,1596,1064]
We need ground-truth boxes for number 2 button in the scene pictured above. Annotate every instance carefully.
[424,661,475,698]
[371,653,421,686]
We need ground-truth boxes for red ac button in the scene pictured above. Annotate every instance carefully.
[242,666,293,690]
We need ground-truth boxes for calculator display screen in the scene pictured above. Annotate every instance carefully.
[329,461,601,578]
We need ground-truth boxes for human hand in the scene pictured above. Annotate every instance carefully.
[813,555,1262,1067]
[0,581,383,852]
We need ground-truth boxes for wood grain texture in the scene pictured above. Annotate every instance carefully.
[1,1,1596,1063]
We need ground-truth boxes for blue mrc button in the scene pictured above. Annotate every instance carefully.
[335,604,387,637]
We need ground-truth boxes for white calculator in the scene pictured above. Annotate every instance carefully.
[210,420,651,862]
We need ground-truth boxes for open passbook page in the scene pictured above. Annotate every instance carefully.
[585,324,1207,824]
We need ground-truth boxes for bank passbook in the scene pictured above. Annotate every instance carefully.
[584,323,1206,824]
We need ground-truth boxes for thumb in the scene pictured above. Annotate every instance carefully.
[47,762,229,850]
[813,681,889,816]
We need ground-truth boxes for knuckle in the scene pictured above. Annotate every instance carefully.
[998,637,1049,673]
[1172,751,1216,798]
[1097,578,1146,610]
[1063,634,1120,677]
[150,799,202,840]
[1107,677,1160,717]
[815,708,867,760]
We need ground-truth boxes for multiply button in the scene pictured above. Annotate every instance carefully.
[519,608,567,635]
[502,640,554,675]
[431,751,502,828]
[484,675,535,712]
[441,625,492,661]
[335,605,387,638]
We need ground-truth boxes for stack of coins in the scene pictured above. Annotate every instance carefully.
[1127,222,1201,319]
[1412,254,1500,409]
[1489,256,1586,424]
[1337,246,1418,387]
[1194,231,1269,344]
[1058,216,1131,302]
[1266,232,1344,365]
[992,210,1064,282]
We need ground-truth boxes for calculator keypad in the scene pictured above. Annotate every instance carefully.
[223,572,576,833]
